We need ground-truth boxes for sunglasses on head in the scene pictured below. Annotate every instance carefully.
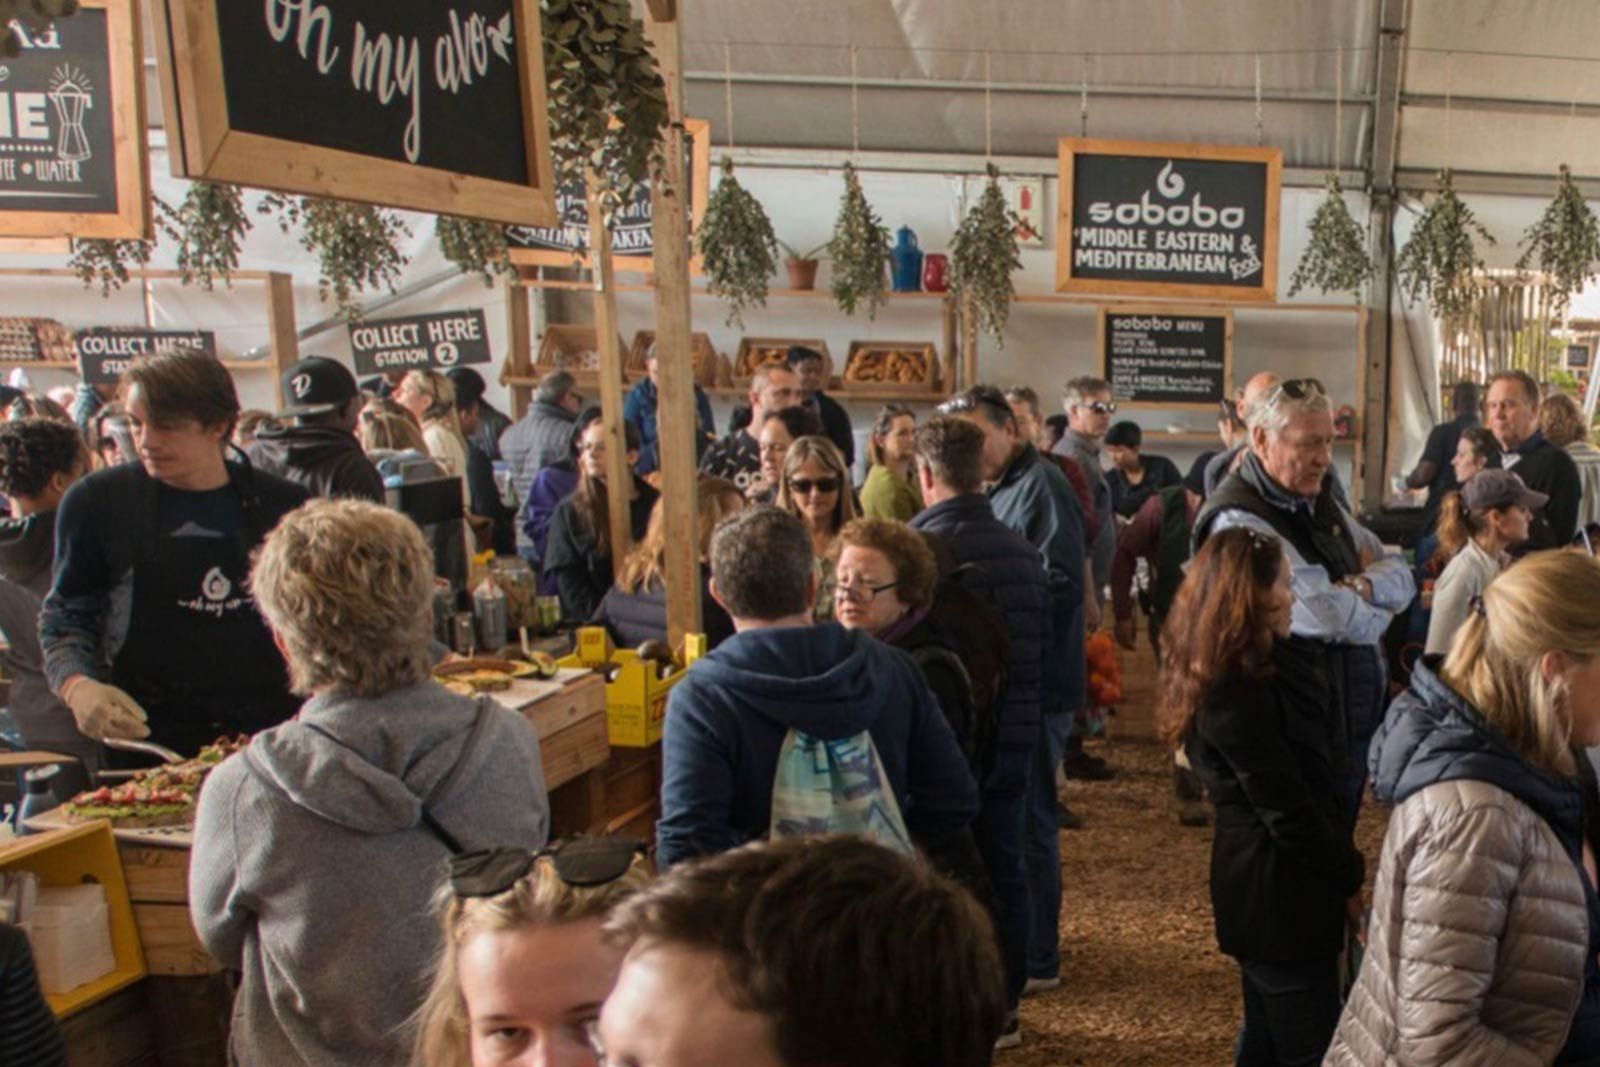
[1268,378,1327,403]
[1084,401,1118,415]
[790,476,840,496]
[448,836,646,899]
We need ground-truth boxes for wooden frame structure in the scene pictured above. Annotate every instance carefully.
[148,0,558,226]
[1096,304,1234,412]
[1057,137,1282,303]
[0,0,151,241]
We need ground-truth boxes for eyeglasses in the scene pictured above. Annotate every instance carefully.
[1083,401,1118,415]
[790,476,840,496]
[448,836,645,898]
[937,391,1011,420]
[835,577,900,603]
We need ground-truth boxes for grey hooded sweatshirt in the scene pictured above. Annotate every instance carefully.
[189,683,549,1067]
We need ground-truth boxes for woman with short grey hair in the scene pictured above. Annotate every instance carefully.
[189,498,549,1067]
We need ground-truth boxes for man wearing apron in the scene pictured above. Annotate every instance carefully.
[41,351,310,757]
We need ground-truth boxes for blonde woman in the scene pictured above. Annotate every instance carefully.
[189,500,549,1067]
[396,370,470,485]
[775,434,857,620]
[595,476,744,649]
[1328,549,1600,1067]
[413,838,650,1067]
[1541,391,1600,531]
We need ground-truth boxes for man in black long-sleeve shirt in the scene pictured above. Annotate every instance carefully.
[1487,369,1581,551]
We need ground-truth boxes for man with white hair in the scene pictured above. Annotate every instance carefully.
[1194,378,1413,827]
[1052,376,1117,602]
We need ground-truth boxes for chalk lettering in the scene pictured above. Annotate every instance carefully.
[264,0,340,74]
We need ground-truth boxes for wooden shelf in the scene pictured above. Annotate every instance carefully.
[1010,291,1363,315]
[0,360,275,372]
[704,385,951,404]
[513,276,952,303]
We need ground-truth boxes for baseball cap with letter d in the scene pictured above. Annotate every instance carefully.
[279,356,359,418]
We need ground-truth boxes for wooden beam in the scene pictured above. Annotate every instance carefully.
[645,0,676,21]
[588,173,634,579]
[265,273,299,409]
[504,278,534,420]
[645,8,701,649]
[960,294,979,389]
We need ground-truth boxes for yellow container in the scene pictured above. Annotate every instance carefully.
[558,628,707,747]
[0,821,148,1017]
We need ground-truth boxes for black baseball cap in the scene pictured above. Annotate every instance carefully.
[280,356,359,418]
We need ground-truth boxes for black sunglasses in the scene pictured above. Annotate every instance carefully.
[449,836,645,898]
[1085,400,1118,415]
[790,476,840,496]
[1275,378,1326,401]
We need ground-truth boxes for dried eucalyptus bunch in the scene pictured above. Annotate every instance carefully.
[68,237,152,296]
[1,0,77,57]
[950,164,1022,346]
[437,216,512,286]
[827,163,891,318]
[259,194,409,320]
[697,158,779,328]
[1396,170,1495,322]
[1516,164,1600,312]
[1288,175,1373,302]
[542,0,668,217]
[154,182,252,291]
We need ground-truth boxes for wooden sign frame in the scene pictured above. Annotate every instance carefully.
[148,0,557,227]
[0,0,150,240]
[1097,304,1234,412]
[1058,138,1281,302]
[507,118,711,273]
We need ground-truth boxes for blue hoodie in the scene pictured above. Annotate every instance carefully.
[657,622,979,868]
[1371,655,1600,1064]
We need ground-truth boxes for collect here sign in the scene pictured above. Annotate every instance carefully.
[347,310,490,375]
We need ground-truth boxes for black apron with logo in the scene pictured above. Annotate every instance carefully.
[109,462,301,756]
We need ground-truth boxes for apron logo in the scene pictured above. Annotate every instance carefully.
[202,567,232,603]
[291,373,313,399]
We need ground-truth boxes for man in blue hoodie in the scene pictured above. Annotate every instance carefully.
[656,505,978,869]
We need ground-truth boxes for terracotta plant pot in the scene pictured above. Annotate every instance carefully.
[785,258,820,290]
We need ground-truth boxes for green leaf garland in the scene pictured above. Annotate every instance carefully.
[154,182,252,291]
[827,163,891,318]
[68,237,153,296]
[1395,169,1495,322]
[258,194,409,320]
[437,216,513,286]
[1515,164,1600,313]
[950,164,1023,346]
[697,158,779,328]
[1287,174,1372,302]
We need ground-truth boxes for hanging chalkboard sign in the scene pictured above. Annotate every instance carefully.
[0,1,149,240]
[1059,139,1280,301]
[348,310,491,376]
[507,119,711,273]
[1098,306,1232,410]
[75,328,218,385]
[149,0,556,227]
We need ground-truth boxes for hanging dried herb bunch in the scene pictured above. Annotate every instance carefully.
[1516,164,1600,312]
[437,216,512,286]
[950,164,1022,346]
[259,194,409,320]
[1,0,77,57]
[68,237,152,295]
[696,158,779,328]
[1288,175,1373,302]
[542,0,668,217]
[827,163,891,318]
[1396,169,1495,322]
[154,182,252,291]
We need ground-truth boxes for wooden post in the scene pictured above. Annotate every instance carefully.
[504,277,534,419]
[960,294,979,389]
[588,174,634,578]
[265,272,299,409]
[644,7,702,649]
[941,297,958,393]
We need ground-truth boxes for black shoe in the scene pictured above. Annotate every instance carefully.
[1178,801,1211,828]
[1062,750,1115,782]
[1056,802,1085,830]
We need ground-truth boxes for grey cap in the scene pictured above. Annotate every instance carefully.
[1462,468,1548,512]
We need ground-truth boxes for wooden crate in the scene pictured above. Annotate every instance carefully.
[627,329,721,386]
[535,324,626,389]
[522,673,610,791]
[840,340,941,393]
[733,337,832,383]
[132,903,218,977]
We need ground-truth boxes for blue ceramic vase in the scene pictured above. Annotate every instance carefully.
[890,226,924,292]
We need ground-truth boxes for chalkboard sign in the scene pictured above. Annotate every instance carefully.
[0,1,149,240]
[1568,342,1592,370]
[348,310,491,376]
[150,0,556,227]
[507,119,711,273]
[1059,139,1280,301]
[75,328,218,385]
[1098,307,1232,410]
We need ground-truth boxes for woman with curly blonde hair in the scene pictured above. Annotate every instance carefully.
[189,499,549,1067]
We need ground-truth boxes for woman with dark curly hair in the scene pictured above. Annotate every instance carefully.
[0,418,94,769]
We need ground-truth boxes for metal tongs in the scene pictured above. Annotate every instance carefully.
[97,737,185,782]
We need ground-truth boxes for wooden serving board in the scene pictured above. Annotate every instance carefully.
[26,807,195,848]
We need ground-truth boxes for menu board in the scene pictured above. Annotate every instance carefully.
[150,0,556,227]
[1098,307,1232,409]
[348,310,491,375]
[75,328,218,385]
[507,119,712,273]
[0,1,149,239]
[1059,138,1280,301]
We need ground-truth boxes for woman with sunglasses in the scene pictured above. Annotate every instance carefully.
[189,499,550,1067]
[415,838,651,1067]
[1159,527,1364,1067]
[775,435,858,621]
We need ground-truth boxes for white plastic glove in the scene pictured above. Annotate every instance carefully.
[60,677,150,741]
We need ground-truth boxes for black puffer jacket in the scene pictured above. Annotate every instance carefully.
[593,567,733,651]
[247,424,384,502]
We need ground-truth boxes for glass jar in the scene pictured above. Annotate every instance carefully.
[490,556,538,633]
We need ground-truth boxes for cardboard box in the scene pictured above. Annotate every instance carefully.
[558,628,707,747]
